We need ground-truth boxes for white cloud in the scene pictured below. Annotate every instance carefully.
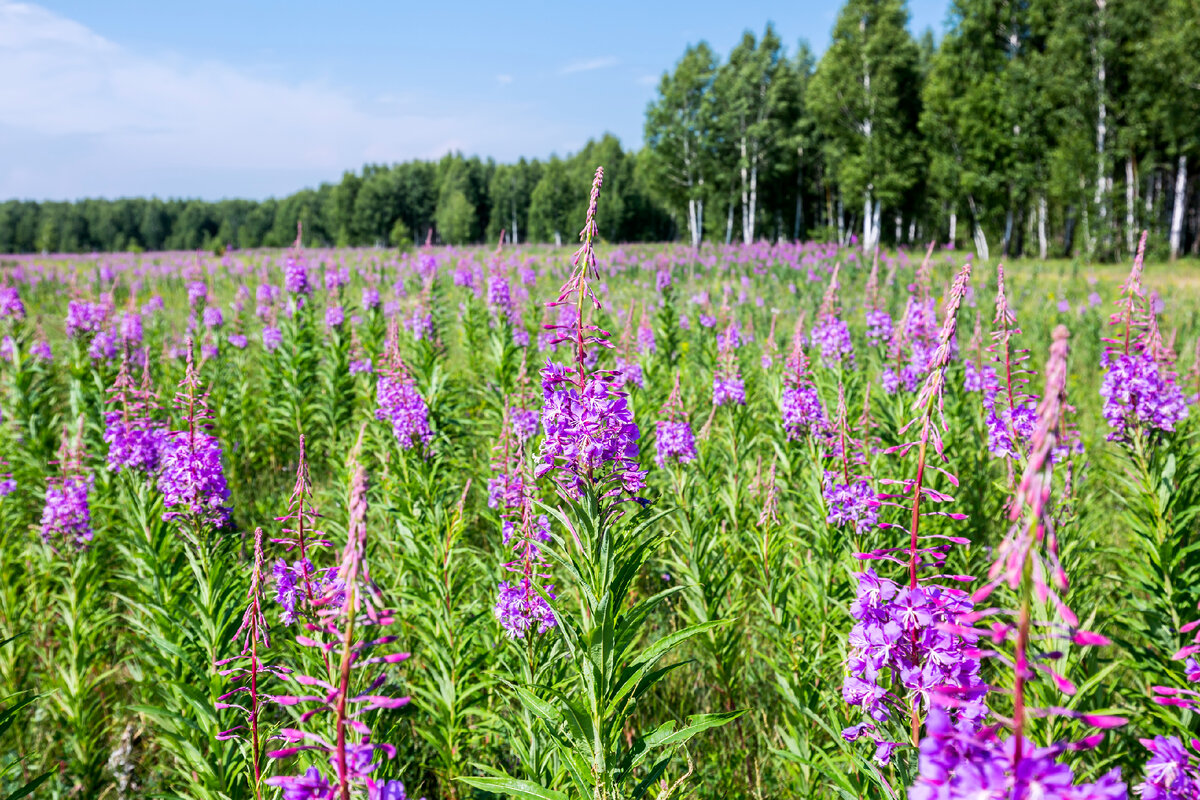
[560,56,619,74]
[496,74,513,85]
[0,1,575,198]
[636,74,660,87]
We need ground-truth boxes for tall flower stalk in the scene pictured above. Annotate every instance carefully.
[843,263,981,765]
[911,325,1127,799]
[465,167,739,800]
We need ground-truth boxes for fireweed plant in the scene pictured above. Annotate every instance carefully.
[6,227,1200,798]
[463,167,741,800]
[842,263,982,777]
[911,325,1128,798]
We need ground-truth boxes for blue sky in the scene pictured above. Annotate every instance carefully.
[0,0,947,201]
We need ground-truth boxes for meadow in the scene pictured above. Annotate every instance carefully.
[2,170,1199,800]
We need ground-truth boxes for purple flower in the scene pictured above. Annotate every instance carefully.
[509,406,539,443]
[30,339,53,361]
[655,420,697,468]
[361,286,380,310]
[349,358,373,375]
[41,476,93,547]
[375,367,432,451]
[104,412,167,474]
[65,300,107,338]
[656,269,672,291]
[159,431,231,528]
[203,306,224,329]
[283,255,310,295]
[325,305,345,329]
[865,309,892,347]
[637,322,656,355]
[782,385,826,439]
[88,330,119,361]
[266,767,333,800]
[228,333,248,349]
[187,281,209,308]
[536,364,646,496]
[811,316,855,367]
[614,359,644,389]
[119,311,144,346]
[494,578,557,639]
[0,286,26,320]
[1137,737,1199,800]
[821,471,878,533]
[1100,352,1189,440]
[712,374,745,407]
[263,327,283,351]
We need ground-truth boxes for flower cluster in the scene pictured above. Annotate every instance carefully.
[535,168,647,501]
[0,285,26,320]
[267,465,414,800]
[538,361,645,497]
[157,345,231,529]
[812,265,855,367]
[911,326,1128,800]
[375,336,433,451]
[843,571,984,751]
[42,424,93,549]
[656,372,697,468]
[781,317,826,439]
[1100,231,1189,440]
[712,321,746,407]
[103,354,167,475]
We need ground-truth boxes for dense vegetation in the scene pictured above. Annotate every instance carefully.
[3,151,1200,800]
[3,0,1199,261]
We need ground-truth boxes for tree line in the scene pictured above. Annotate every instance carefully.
[2,0,1197,260]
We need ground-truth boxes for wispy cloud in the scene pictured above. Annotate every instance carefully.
[636,73,660,87]
[560,56,619,75]
[0,1,579,198]
[496,73,513,85]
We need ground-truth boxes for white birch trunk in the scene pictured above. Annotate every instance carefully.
[1038,195,1048,260]
[553,230,562,247]
[1171,154,1188,260]
[725,203,734,245]
[863,193,873,251]
[871,199,881,254]
[746,165,758,243]
[740,137,751,244]
[687,199,700,249]
[1093,0,1108,252]
[1126,156,1136,254]
[949,211,957,244]
[967,194,989,260]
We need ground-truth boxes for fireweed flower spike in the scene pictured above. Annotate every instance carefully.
[103,350,167,475]
[41,421,94,549]
[711,320,746,407]
[1100,231,1188,440]
[811,263,855,368]
[267,464,414,800]
[374,325,433,452]
[157,341,231,530]
[910,326,1128,800]
[983,264,1037,462]
[781,315,826,440]
[822,384,878,534]
[843,262,982,761]
[215,528,290,797]
[655,371,698,469]
[273,435,335,624]
[537,166,647,500]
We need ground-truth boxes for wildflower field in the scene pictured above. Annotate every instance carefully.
[3,171,1200,800]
